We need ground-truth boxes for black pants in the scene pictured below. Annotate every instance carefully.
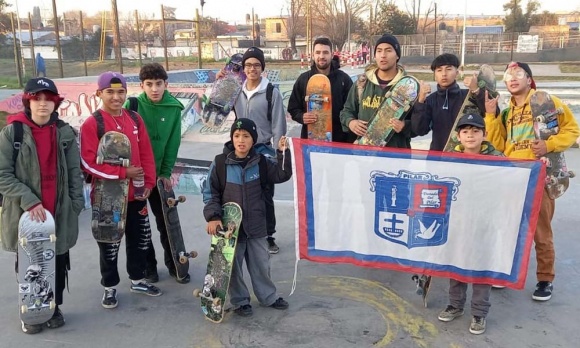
[145,186,175,272]
[265,183,276,239]
[15,251,69,306]
[98,200,151,287]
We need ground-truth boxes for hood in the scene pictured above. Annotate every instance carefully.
[242,76,271,93]
[453,141,499,155]
[136,90,184,110]
[7,110,59,128]
[364,63,406,87]
[436,82,461,96]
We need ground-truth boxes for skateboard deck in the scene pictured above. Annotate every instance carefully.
[305,74,332,141]
[18,210,57,325]
[91,131,131,243]
[412,274,432,308]
[193,202,242,323]
[531,91,575,199]
[355,76,419,146]
[443,64,498,152]
[156,179,197,280]
[201,53,245,128]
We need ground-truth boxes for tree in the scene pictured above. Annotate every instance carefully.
[282,0,306,55]
[376,3,415,35]
[310,0,369,51]
[530,10,558,26]
[503,0,540,32]
[0,0,11,34]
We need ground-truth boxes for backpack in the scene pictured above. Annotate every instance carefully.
[265,83,274,122]
[213,153,269,195]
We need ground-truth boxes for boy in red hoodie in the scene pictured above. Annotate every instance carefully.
[80,72,160,309]
[0,78,84,333]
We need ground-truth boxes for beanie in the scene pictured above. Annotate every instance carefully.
[242,47,265,71]
[230,118,258,145]
[374,34,401,61]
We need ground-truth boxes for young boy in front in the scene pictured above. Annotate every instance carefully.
[80,72,161,309]
[202,118,291,317]
[123,63,187,284]
[438,113,501,335]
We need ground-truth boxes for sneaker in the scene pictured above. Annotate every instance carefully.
[45,308,65,329]
[234,304,253,317]
[267,238,279,254]
[130,281,162,297]
[102,288,118,309]
[438,305,464,322]
[469,316,487,335]
[144,268,159,283]
[21,321,43,334]
[269,297,289,310]
[169,271,191,284]
[532,281,553,301]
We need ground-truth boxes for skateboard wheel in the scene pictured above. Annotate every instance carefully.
[212,298,221,306]
[49,234,57,243]
[96,156,104,165]
[122,159,130,168]
[223,105,231,114]
[189,251,198,259]
[178,196,186,203]
[20,305,28,314]
[167,198,176,207]
[49,301,56,310]
[304,96,309,102]
[179,256,188,264]
[19,237,28,246]
[193,289,201,298]
[91,219,98,231]
[569,171,575,178]
[118,220,125,232]
[549,177,558,185]
[403,104,410,112]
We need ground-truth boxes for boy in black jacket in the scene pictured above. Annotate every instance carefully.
[202,118,292,317]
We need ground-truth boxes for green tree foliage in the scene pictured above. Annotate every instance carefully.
[376,3,416,35]
[503,0,540,32]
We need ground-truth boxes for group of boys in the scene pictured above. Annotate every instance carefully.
[0,33,577,336]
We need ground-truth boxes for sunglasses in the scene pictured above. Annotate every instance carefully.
[503,69,528,81]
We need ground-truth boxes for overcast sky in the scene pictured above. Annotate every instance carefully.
[8,0,580,24]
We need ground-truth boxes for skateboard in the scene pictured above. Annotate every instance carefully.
[355,76,420,146]
[531,91,575,199]
[18,210,57,325]
[193,202,242,323]
[156,179,197,280]
[201,53,245,128]
[91,131,131,243]
[305,74,332,141]
[443,64,498,152]
[411,274,432,308]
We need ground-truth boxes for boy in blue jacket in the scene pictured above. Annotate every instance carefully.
[202,118,291,317]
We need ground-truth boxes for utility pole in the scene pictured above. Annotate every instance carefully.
[28,12,37,75]
[10,13,23,86]
[161,5,169,71]
[196,9,202,69]
[135,10,142,67]
[80,11,88,76]
[434,2,437,58]
[51,0,64,78]
[111,0,123,73]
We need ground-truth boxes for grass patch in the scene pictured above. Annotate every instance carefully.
[0,111,8,128]
[0,76,24,89]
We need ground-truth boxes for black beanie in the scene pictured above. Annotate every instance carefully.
[374,34,401,61]
[242,47,265,70]
[230,118,258,145]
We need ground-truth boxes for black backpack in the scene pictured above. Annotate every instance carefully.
[213,153,269,194]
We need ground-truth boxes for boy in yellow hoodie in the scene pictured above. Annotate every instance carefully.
[484,62,579,301]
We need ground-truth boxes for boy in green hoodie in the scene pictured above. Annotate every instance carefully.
[123,63,186,284]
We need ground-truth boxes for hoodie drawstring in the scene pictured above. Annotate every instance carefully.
[442,89,449,110]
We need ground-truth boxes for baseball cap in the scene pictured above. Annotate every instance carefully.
[24,78,59,94]
[97,71,127,90]
[456,113,485,131]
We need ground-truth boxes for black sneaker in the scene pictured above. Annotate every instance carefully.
[269,297,289,310]
[169,271,191,284]
[130,281,162,297]
[45,308,65,329]
[267,238,279,254]
[102,288,118,309]
[532,281,553,301]
[21,321,43,334]
[144,268,159,283]
[234,304,253,317]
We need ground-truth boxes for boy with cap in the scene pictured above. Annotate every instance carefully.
[484,62,579,301]
[340,34,415,148]
[80,72,161,309]
[411,53,491,150]
[231,46,287,253]
[438,112,501,335]
[202,118,292,317]
[0,78,84,333]
[122,63,188,284]
[288,37,355,143]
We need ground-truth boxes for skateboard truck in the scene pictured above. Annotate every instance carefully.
[178,250,198,264]
[167,196,186,208]
[193,289,221,306]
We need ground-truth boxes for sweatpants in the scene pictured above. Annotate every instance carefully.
[535,189,555,282]
[145,186,176,273]
[229,236,277,307]
[448,279,491,318]
[98,200,151,287]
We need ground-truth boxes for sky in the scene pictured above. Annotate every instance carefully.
[7,0,580,24]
